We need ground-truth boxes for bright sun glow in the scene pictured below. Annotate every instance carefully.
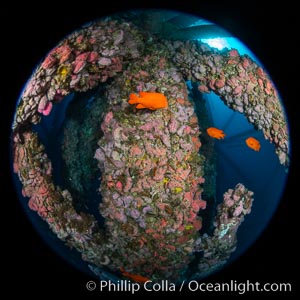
[201,38,229,50]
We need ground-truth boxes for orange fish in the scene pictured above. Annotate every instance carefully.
[245,137,260,151]
[206,127,226,140]
[120,268,150,283]
[128,92,168,110]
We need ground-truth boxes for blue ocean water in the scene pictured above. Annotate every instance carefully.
[204,92,287,260]
[198,36,288,259]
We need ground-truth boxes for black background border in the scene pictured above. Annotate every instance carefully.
[1,1,298,297]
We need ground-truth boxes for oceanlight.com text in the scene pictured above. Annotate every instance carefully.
[187,280,292,294]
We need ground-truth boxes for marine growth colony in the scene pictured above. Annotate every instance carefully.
[12,17,288,282]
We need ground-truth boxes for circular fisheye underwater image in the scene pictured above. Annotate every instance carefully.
[11,9,290,284]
